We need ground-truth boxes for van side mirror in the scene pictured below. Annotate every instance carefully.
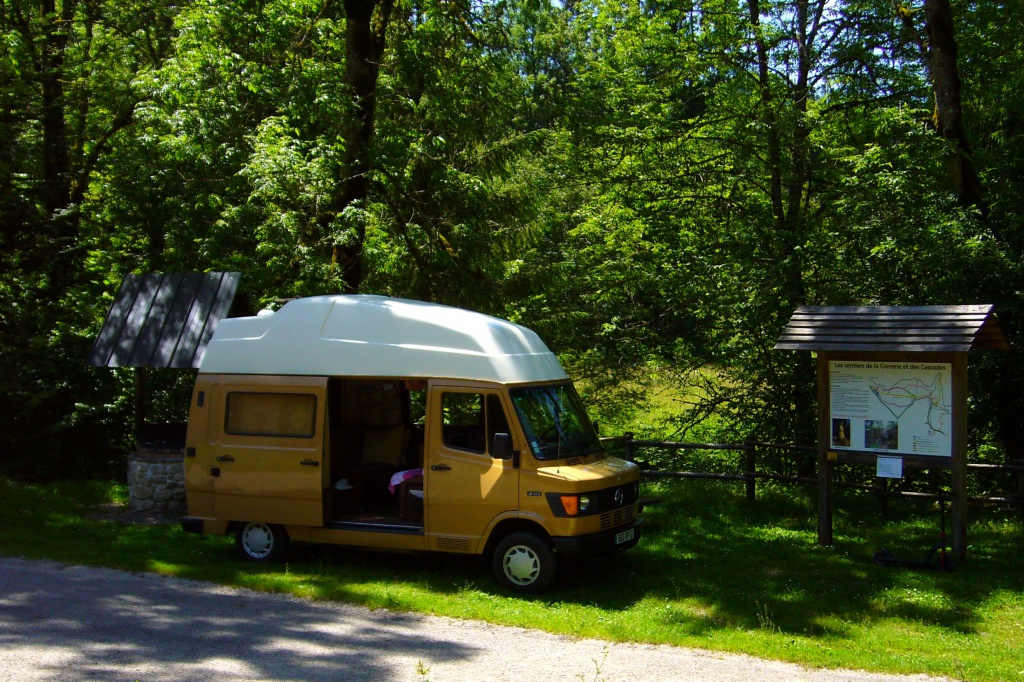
[492,432,513,460]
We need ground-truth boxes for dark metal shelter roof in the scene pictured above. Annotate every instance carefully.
[774,305,1010,353]
[87,272,252,369]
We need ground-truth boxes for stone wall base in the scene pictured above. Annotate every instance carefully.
[128,456,185,512]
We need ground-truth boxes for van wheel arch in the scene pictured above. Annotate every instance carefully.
[483,519,552,559]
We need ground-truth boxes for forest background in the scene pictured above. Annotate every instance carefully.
[2,0,1023,481]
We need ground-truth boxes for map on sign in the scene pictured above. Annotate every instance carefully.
[870,374,949,435]
[829,361,952,457]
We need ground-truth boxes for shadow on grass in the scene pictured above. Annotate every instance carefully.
[3,477,1023,651]
[190,481,1024,647]
[568,481,1024,639]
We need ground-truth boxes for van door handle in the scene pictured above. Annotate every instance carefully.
[430,463,451,471]
[216,455,235,462]
[300,459,319,467]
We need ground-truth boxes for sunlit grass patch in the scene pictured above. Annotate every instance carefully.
[1,475,1022,681]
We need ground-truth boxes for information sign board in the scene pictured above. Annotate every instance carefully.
[829,361,952,457]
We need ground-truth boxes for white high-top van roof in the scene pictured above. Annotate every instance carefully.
[199,295,568,384]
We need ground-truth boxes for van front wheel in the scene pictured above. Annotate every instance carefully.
[493,532,556,593]
[235,522,289,562]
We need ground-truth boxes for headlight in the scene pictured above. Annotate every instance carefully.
[559,494,592,516]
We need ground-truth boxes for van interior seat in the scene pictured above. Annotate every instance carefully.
[362,426,408,468]
[332,426,410,515]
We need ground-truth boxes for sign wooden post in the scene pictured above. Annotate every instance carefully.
[816,353,833,545]
[951,353,969,560]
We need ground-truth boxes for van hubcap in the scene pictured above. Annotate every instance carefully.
[241,523,274,558]
[503,545,540,585]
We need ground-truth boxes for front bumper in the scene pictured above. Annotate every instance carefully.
[551,517,643,558]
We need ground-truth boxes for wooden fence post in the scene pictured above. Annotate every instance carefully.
[744,439,757,501]
[624,432,635,463]
[1016,459,1024,519]
[876,477,889,518]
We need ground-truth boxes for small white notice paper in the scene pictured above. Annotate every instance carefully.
[876,455,903,479]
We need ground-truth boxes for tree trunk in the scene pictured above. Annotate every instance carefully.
[746,0,784,226]
[322,0,395,294]
[39,0,79,294]
[748,0,820,456]
[923,0,985,213]
[40,0,73,219]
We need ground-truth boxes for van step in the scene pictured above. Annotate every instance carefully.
[324,520,424,535]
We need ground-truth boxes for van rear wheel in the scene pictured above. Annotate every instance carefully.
[235,522,289,562]
[492,532,556,593]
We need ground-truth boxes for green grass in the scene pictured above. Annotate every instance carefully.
[1,476,1022,681]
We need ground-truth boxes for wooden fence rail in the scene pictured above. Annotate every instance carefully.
[600,434,1024,512]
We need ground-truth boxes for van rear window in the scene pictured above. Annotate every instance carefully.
[225,392,317,438]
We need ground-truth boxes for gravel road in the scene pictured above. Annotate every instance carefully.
[0,557,947,682]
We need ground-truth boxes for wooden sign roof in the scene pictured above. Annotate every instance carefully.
[87,272,251,369]
[774,305,1010,353]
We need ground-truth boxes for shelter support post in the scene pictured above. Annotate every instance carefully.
[134,368,146,447]
[817,353,833,545]
[951,353,968,562]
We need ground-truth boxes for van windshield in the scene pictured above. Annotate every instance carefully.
[510,384,603,461]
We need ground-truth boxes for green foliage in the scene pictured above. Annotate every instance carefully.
[3,0,1024,476]
[0,276,135,479]
[362,0,556,310]
[1,0,180,478]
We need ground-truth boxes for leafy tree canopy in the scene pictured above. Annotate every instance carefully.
[3,0,1023,477]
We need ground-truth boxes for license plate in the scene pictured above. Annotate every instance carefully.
[615,528,634,545]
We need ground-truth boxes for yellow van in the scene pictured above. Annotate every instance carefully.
[181,295,642,592]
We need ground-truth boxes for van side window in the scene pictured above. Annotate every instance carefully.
[225,392,317,437]
[441,393,486,453]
